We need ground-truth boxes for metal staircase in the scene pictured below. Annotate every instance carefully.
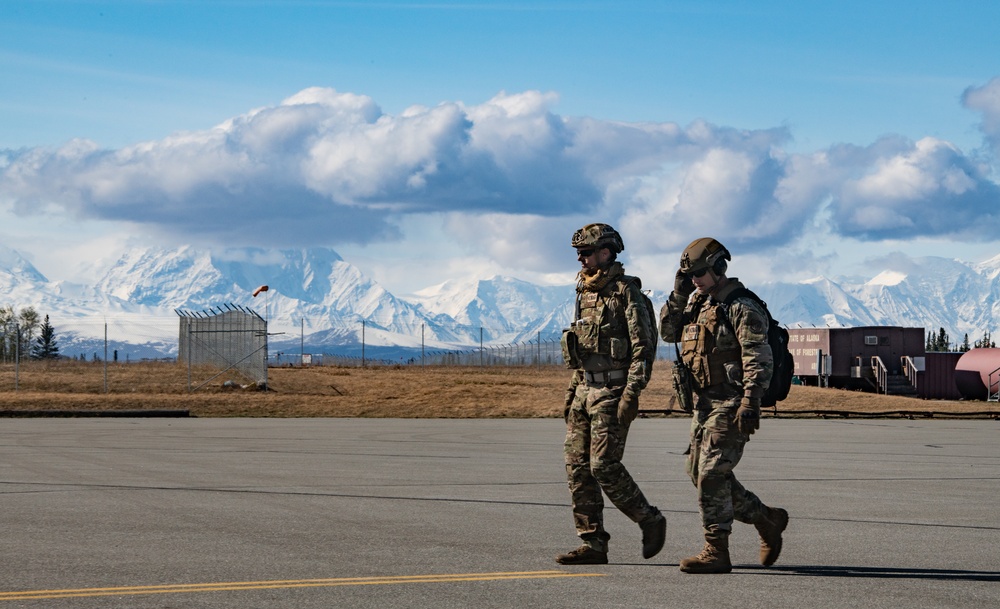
[871,356,919,396]
[884,373,919,397]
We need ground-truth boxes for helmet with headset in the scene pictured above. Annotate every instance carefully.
[680,237,731,276]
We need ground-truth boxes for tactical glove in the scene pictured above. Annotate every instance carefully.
[736,397,761,435]
[618,391,639,426]
[674,267,695,297]
[669,268,695,310]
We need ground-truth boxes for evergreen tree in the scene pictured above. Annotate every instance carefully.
[31,315,59,360]
[961,333,971,352]
[974,330,995,349]
[936,327,949,352]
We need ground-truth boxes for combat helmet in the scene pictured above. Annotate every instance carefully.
[680,237,731,276]
[571,223,625,253]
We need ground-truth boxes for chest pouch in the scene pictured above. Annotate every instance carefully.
[681,304,739,389]
[561,328,580,369]
[573,291,604,356]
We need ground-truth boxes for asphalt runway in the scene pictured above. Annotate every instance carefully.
[1,417,997,609]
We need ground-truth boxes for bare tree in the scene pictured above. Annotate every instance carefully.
[18,306,40,357]
[0,305,14,362]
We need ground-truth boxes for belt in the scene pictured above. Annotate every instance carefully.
[584,369,627,385]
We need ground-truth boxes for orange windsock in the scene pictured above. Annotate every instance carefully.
[252,285,269,297]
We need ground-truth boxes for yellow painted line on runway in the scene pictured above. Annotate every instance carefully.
[0,571,604,601]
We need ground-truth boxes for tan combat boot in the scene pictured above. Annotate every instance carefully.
[678,533,731,574]
[754,506,789,566]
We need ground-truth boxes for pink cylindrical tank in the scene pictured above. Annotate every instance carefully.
[954,348,1000,400]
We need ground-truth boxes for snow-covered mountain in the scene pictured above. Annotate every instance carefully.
[407,274,578,343]
[2,244,1000,359]
[0,246,176,359]
[92,246,484,348]
[751,254,1000,341]
[0,244,583,359]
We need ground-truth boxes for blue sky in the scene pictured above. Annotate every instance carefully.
[3,0,1000,295]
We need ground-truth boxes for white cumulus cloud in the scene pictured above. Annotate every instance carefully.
[3,83,1000,280]
[963,77,1000,153]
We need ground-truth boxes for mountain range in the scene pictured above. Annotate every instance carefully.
[2,244,999,360]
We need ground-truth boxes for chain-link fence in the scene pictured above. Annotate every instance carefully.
[0,315,182,393]
[178,307,267,390]
[267,338,566,368]
[0,313,673,395]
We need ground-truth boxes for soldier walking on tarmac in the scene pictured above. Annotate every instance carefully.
[659,237,788,573]
[556,223,666,565]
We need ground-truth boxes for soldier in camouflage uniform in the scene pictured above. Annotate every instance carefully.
[556,223,666,566]
[659,237,789,574]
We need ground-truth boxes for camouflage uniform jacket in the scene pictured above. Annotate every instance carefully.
[659,278,773,400]
[565,263,655,401]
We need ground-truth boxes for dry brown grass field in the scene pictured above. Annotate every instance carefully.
[1,359,996,418]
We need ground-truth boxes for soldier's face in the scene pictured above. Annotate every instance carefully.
[577,247,609,270]
[690,268,717,293]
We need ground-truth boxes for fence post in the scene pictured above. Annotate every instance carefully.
[187,321,192,392]
[14,323,19,392]
[104,322,108,394]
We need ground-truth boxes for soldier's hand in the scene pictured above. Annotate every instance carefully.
[617,392,639,426]
[669,268,695,312]
[674,268,695,298]
[736,397,761,435]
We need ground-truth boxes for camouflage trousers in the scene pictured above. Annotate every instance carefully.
[564,380,658,552]
[686,393,765,535]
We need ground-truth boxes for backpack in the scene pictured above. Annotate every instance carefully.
[721,287,793,408]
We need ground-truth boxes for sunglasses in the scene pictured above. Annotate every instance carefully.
[576,248,597,257]
[688,268,709,278]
